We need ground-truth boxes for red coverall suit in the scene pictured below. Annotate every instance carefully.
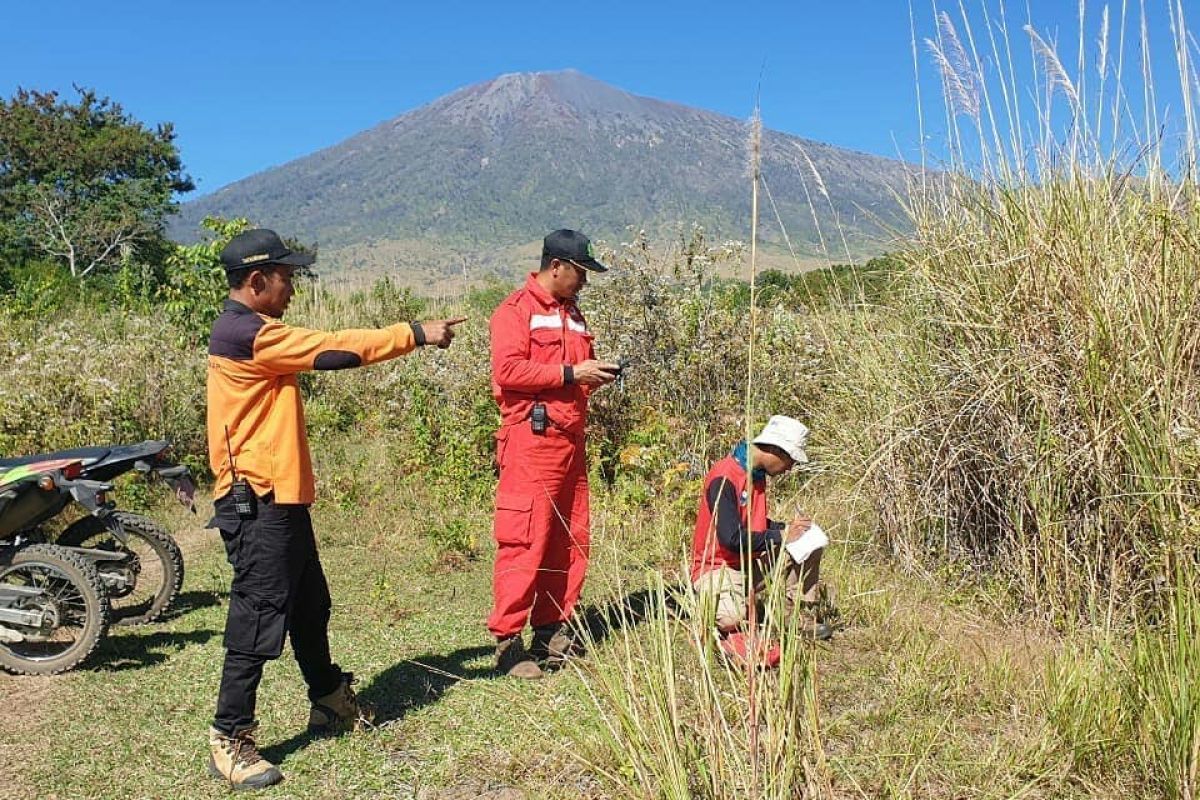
[487,273,595,638]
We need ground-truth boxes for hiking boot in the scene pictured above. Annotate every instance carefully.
[719,632,782,669]
[207,724,284,791]
[530,622,586,665]
[802,617,833,641]
[796,603,833,641]
[495,635,543,679]
[308,672,374,734]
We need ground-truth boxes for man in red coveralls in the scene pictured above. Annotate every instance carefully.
[488,229,619,679]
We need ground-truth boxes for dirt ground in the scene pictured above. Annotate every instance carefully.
[0,673,56,798]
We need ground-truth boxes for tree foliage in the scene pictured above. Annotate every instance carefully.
[160,216,250,344]
[0,86,193,277]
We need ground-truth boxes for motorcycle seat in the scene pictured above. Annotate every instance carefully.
[0,447,111,469]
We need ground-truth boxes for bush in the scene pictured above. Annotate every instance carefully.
[585,228,827,498]
[835,8,1200,621]
[0,311,206,460]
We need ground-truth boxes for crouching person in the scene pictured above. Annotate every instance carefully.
[690,415,831,666]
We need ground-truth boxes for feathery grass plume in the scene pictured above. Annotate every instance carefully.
[793,143,855,263]
[1170,0,1199,176]
[743,108,763,483]
[1139,0,1161,171]
[744,104,764,798]
[1098,5,1110,80]
[1025,24,1083,112]
[781,143,832,265]
[1096,4,1110,142]
[926,12,981,119]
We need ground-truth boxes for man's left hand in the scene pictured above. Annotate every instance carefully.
[786,515,813,543]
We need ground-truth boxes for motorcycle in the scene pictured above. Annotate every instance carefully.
[0,441,193,625]
[0,460,110,675]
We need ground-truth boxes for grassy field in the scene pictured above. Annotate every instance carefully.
[0,460,1138,800]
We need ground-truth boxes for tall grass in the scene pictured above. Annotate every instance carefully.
[1046,564,1200,796]
[560,547,828,800]
[839,1,1200,621]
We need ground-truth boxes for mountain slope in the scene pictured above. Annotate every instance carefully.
[173,70,914,279]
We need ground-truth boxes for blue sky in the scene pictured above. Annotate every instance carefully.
[2,1,1193,196]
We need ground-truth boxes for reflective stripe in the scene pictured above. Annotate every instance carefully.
[566,317,587,333]
[530,314,562,331]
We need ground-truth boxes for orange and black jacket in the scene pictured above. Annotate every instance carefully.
[207,299,426,505]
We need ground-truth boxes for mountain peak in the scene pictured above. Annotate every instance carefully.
[431,69,666,128]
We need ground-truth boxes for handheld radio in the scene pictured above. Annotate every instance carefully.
[225,426,257,518]
[530,402,548,435]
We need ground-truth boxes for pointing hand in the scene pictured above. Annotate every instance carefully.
[422,317,468,349]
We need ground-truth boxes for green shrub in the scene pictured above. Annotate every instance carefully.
[0,311,206,458]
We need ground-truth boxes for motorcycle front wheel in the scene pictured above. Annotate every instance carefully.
[0,544,110,675]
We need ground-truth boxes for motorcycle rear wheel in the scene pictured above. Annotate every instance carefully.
[57,513,184,625]
[0,544,110,675]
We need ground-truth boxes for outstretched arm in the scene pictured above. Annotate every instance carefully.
[250,317,464,374]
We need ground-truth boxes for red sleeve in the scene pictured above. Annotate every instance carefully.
[490,303,565,392]
[581,323,597,398]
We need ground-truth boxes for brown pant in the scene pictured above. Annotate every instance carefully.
[693,549,823,633]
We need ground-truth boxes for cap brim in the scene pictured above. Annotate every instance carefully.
[223,250,316,273]
[752,434,808,464]
[576,258,608,273]
[273,250,316,268]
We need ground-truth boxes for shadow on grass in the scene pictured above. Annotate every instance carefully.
[261,645,496,764]
[363,646,496,724]
[89,628,219,671]
[577,586,671,646]
[159,590,223,621]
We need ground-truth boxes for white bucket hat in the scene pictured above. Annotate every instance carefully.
[752,415,809,464]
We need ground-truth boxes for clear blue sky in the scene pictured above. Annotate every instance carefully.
[2,1,1193,196]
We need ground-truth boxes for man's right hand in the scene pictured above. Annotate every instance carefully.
[421,317,467,349]
[573,359,620,386]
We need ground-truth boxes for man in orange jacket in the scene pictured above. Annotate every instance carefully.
[487,229,619,679]
[204,228,463,790]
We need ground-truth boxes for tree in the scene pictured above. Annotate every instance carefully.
[0,86,194,277]
[158,216,317,345]
[159,216,249,344]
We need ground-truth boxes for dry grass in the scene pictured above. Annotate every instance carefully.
[820,1,1200,622]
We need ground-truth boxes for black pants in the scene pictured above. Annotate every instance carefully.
[210,493,343,734]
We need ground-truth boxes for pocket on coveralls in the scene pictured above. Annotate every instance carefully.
[494,492,533,546]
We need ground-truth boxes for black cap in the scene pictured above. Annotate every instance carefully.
[220,228,316,273]
[543,229,608,272]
